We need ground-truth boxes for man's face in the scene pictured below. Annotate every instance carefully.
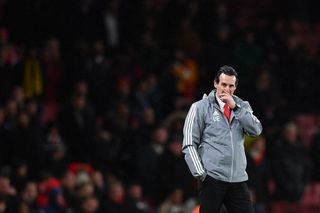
[214,73,237,98]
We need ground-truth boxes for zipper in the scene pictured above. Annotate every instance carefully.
[213,102,234,181]
[230,129,234,182]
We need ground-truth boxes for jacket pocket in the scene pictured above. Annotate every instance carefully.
[202,144,232,179]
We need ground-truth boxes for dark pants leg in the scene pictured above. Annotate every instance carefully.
[199,176,253,213]
[224,182,254,213]
[199,176,227,213]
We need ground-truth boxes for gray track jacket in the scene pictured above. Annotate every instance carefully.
[182,90,262,182]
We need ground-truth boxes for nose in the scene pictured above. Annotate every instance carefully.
[224,88,230,94]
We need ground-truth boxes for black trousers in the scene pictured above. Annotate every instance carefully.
[199,176,253,213]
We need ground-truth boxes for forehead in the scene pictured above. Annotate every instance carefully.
[218,73,236,85]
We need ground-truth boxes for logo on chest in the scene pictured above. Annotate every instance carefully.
[212,110,221,122]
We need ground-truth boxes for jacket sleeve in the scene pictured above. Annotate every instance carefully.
[182,102,206,180]
[234,101,263,137]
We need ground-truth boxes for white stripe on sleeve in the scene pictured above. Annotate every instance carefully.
[184,103,204,174]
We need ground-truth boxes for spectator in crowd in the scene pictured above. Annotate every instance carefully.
[10,160,28,193]
[41,38,64,105]
[74,181,96,212]
[11,86,25,111]
[11,111,44,177]
[234,31,263,86]
[58,94,96,163]
[125,182,151,213]
[14,45,44,101]
[44,122,69,177]
[79,195,101,213]
[0,171,16,197]
[170,50,199,103]
[0,27,19,102]
[246,136,270,213]
[87,40,111,115]
[90,170,106,200]
[158,188,184,213]
[157,135,196,203]
[15,181,39,213]
[0,196,7,213]
[60,169,76,209]
[101,180,128,213]
[271,122,309,202]
[137,125,169,200]
[3,99,19,131]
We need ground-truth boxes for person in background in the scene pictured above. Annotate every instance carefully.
[125,182,151,213]
[271,122,309,203]
[158,188,184,213]
[246,136,270,213]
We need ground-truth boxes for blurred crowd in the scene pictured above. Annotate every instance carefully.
[0,0,320,212]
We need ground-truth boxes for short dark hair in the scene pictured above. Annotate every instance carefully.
[214,65,239,86]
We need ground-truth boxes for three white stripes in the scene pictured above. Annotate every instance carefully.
[184,103,205,175]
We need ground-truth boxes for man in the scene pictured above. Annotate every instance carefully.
[272,122,308,202]
[182,65,262,213]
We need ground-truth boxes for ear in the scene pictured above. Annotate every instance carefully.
[214,81,218,89]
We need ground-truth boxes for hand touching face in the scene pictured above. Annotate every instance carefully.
[214,73,237,108]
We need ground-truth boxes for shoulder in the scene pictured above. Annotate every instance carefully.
[233,95,252,110]
[192,94,211,111]
[186,96,210,119]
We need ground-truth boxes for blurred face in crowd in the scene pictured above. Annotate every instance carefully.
[0,27,8,44]
[0,200,6,213]
[5,100,17,116]
[75,81,88,96]
[217,27,230,41]
[78,182,95,198]
[284,123,298,144]
[26,100,38,116]
[93,40,105,55]
[169,140,182,157]
[19,112,30,127]
[46,38,60,60]
[108,182,124,203]
[62,171,76,191]
[143,107,155,125]
[214,73,237,98]
[154,127,168,144]
[254,137,266,152]
[171,188,183,204]
[16,163,28,178]
[91,171,104,190]
[250,136,266,158]
[81,196,99,213]
[128,184,143,200]
[22,182,38,203]
[73,96,86,110]
[12,86,24,103]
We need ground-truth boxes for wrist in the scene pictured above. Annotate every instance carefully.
[229,102,236,109]
[232,103,240,111]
